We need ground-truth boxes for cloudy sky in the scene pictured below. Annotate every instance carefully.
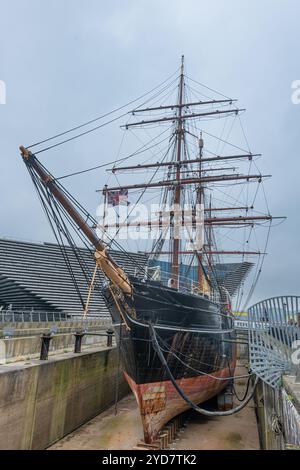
[0,0,299,306]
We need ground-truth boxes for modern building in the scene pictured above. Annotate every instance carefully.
[0,238,253,317]
[0,238,147,317]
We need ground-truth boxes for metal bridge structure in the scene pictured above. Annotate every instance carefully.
[248,296,300,388]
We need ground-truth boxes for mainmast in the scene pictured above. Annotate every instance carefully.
[172,55,185,286]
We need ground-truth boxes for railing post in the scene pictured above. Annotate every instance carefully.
[106,328,114,347]
[40,333,53,360]
[74,330,85,353]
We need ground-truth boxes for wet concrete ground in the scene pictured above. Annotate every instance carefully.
[50,364,260,450]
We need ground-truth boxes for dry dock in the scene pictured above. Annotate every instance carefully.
[50,363,260,451]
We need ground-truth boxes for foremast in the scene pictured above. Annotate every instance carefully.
[172,55,185,287]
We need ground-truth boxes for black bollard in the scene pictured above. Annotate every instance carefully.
[40,333,53,360]
[74,331,85,353]
[106,328,114,347]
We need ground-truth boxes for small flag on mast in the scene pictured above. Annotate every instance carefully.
[107,189,129,206]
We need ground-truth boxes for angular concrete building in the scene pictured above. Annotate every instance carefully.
[0,238,147,317]
[0,238,253,318]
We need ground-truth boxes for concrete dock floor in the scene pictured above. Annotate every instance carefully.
[50,364,260,451]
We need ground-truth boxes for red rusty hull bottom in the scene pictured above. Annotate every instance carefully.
[124,365,233,443]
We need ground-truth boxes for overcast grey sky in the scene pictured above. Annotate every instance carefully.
[0,0,299,305]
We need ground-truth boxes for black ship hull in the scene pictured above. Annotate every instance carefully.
[103,278,237,443]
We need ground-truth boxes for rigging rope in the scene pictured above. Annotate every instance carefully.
[26,163,87,308]
[105,134,176,251]
[23,63,276,313]
[25,154,152,283]
[26,69,180,151]
[184,74,233,101]
[55,129,171,181]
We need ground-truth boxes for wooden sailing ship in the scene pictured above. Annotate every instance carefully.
[20,56,277,443]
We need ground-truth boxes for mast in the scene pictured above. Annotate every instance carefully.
[207,195,213,280]
[20,57,286,313]
[172,55,185,286]
[197,133,204,290]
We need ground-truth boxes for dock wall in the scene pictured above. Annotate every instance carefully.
[254,376,300,449]
[0,347,129,450]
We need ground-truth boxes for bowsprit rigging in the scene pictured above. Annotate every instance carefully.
[19,56,285,444]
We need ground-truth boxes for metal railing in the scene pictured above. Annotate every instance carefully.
[0,309,110,323]
[134,267,223,303]
[0,309,68,323]
[248,296,300,388]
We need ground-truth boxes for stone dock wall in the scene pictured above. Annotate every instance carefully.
[0,346,129,450]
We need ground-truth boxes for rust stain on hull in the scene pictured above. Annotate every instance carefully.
[124,364,235,443]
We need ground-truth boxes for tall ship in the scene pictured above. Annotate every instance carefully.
[20,57,275,443]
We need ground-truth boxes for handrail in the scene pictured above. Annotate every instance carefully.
[133,267,223,303]
[0,309,110,323]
